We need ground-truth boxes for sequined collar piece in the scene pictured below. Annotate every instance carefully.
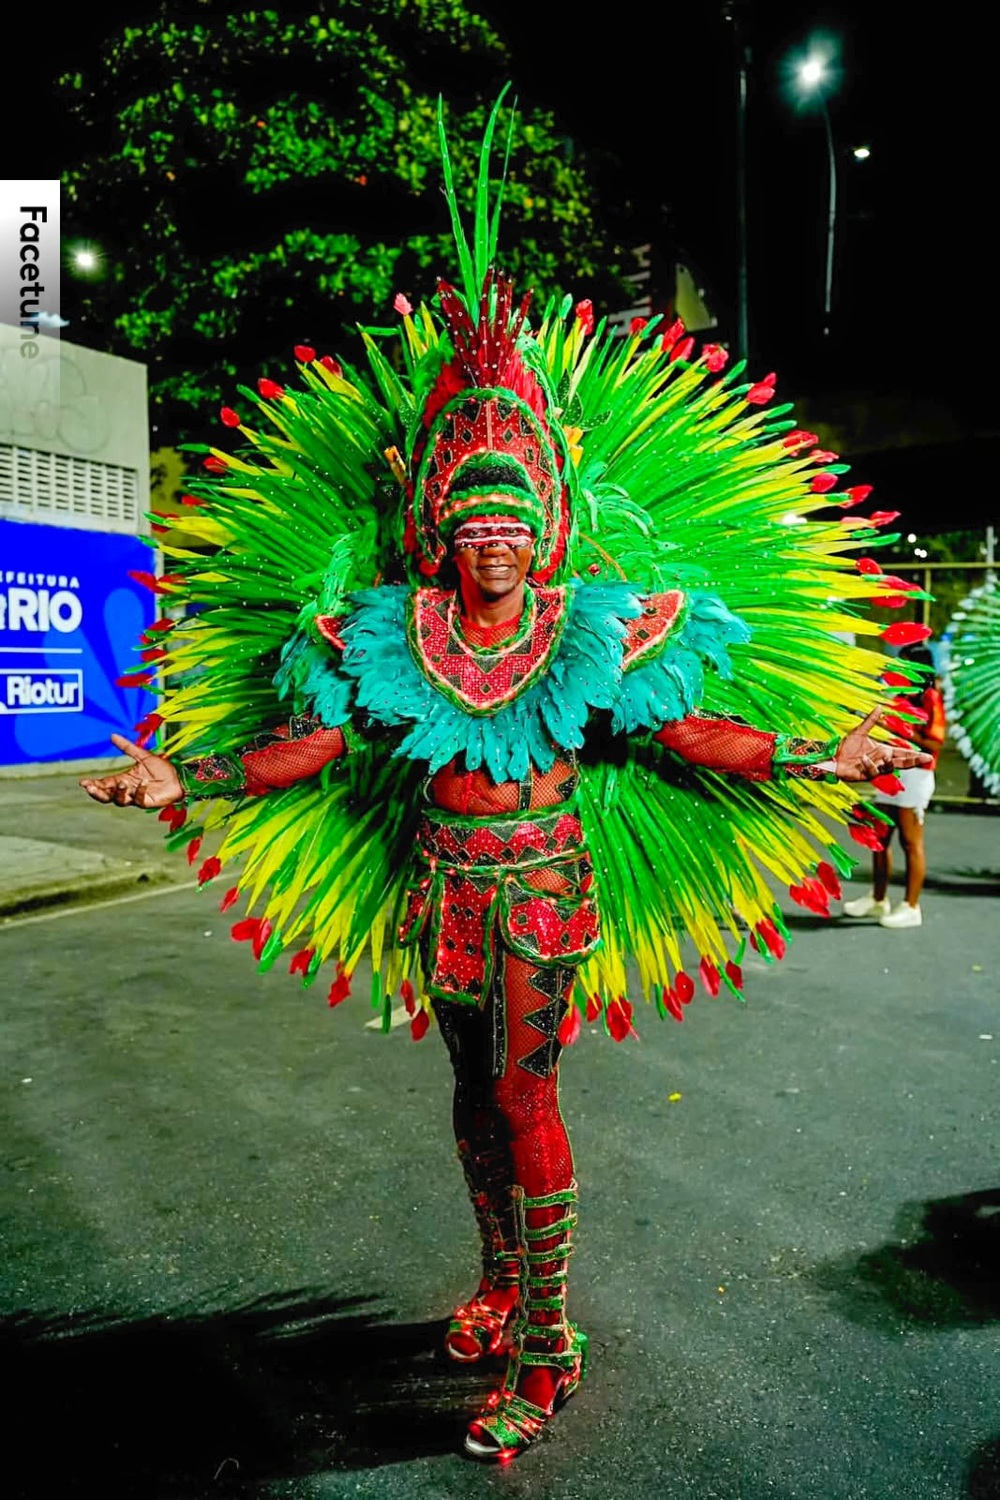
[406,587,569,715]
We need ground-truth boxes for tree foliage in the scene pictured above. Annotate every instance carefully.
[59,0,630,444]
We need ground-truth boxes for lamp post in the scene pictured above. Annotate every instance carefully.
[723,0,752,364]
[797,55,838,338]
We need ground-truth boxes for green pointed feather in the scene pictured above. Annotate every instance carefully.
[435,86,513,311]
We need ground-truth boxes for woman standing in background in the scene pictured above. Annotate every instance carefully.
[843,642,946,928]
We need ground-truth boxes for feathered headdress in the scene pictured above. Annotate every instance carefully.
[405,270,574,581]
[397,89,574,582]
[128,87,929,1036]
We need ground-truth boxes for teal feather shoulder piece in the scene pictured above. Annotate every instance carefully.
[273,580,747,781]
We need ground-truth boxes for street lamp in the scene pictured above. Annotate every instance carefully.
[722,0,752,364]
[796,54,838,337]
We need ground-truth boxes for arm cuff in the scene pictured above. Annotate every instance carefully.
[773,735,840,783]
[179,753,248,799]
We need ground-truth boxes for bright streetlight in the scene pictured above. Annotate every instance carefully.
[65,241,105,278]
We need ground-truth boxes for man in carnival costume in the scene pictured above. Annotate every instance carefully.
[82,97,932,1460]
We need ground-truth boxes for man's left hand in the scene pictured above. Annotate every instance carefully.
[835,707,933,783]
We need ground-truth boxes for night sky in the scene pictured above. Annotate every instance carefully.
[29,1,995,527]
[489,0,989,394]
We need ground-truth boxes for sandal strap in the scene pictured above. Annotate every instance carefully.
[525,1242,576,1267]
[517,1344,582,1370]
[509,1321,588,1374]
[523,1212,578,1241]
[490,1182,584,1383]
[447,1286,518,1356]
[469,1327,588,1455]
[474,1389,549,1449]
[525,1263,572,1282]
[449,1299,508,1336]
[520,1184,578,1212]
[524,1295,568,1315]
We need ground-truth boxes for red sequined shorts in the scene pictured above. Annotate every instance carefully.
[398,803,601,1005]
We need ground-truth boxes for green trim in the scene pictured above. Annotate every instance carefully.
[178,756,246,799]
[773,733,839,765]
[420,798,578,829]
[438,490,540,531]
[499,879,600,967]
[419,849,582,877]
[407,872,503,1006]
[525,1236,576,1255]
[516,1327,587,1371]
[773,732,839,784]
[423,984,483,1006]
[447,480,537,506]
[450,600,536,660]
[621,591,691,672]
[521,1186,579,1211]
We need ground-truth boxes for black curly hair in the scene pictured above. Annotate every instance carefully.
[899,641,935,670]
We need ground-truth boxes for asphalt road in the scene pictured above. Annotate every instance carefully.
[1,800,998,1499]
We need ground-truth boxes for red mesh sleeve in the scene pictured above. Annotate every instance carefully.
[653,714,776,781]
[241,727,346,795]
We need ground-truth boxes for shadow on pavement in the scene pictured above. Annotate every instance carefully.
[968,1437,1000,1498]
[4,1289,496,1498]
[922,869,1000,897]
[814,1187,1000,1332]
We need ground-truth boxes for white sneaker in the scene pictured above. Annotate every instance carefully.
[879,902,922,929]
[842,893,891,918]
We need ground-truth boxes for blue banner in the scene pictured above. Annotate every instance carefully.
[0,518,156,767]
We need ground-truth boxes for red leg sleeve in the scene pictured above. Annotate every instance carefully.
[490,952,576,1199]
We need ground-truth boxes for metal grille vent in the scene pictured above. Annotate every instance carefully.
[0,445,141,534]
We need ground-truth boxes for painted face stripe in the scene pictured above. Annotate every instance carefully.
[453,516,535,549]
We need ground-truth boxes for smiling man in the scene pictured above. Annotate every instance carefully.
[78,96,932,1467]
[80,456,929,1460]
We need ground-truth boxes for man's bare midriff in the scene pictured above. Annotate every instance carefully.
[428,757,579,815]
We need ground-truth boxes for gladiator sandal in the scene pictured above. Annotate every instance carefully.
[464,1181,588,1460]
[444,1140,521,1362]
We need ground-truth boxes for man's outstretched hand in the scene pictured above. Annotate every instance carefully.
[79,733,183,808]
[835,707,933,783]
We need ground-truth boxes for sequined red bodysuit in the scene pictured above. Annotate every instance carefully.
[187,604,813,1412]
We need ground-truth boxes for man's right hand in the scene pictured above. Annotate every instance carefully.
[79,733,184,808]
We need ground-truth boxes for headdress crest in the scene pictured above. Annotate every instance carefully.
[401,97,574,583]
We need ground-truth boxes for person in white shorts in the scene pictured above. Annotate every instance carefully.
[843,643,946,929]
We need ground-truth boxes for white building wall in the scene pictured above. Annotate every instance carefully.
[0,325,149,535]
